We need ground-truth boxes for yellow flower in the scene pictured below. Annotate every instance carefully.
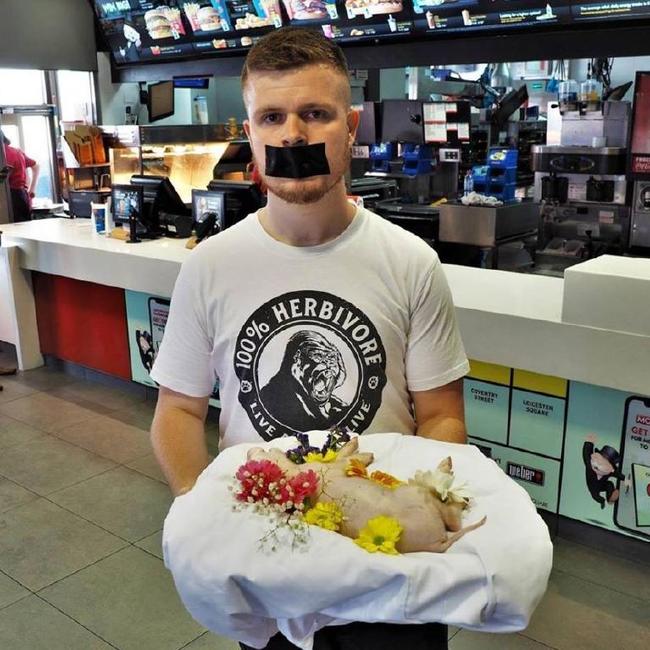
[354,516,403,555]
[369,470,404,489]
[304,501,344,531]
[305,449,339,464]
[345,458,369,478]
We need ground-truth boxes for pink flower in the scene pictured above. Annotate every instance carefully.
[288,470,319,505]
[235,460,284,503]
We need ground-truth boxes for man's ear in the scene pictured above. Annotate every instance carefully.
[243,119,251,140]
[347,109,361,145]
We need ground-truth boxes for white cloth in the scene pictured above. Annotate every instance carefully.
[163,432,553,649]
[150,208,469,449]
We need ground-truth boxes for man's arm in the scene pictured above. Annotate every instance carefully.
[151,385,211,497]
[27,161,39,196]
[411,378,466,444]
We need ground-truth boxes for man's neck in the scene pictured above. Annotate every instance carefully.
[260,182,357,247]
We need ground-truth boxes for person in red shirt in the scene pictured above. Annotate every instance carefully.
[2,130,39,222]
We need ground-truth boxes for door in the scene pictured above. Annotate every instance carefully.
[0,107,57,206]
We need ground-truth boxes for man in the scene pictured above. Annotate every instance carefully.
[2,131,39,223]
[151,27,469,650]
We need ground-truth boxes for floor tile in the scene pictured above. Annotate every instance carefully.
[0,498,126,591]
[0,377,38,405]
[135,530,164,560]
[552,537,650,603]
[448,626,460,640]
[40,546,205,650]
[54,413,153,464]
[0,392,97,433]
[0,476,38,513]
[0,435,115,495]
[0,413,48,450]
[524,569,650,650]
[0,571,30,610]
[10,366,79,392]
[182,631,241,649]
[48,466,173,542]
[0,595,113,649]
[125,452,168,484]
[449,630,554,649]
[51,381,146,414]
[109,399,157,432]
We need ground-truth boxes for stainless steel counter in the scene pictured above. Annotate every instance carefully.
[439,201,539,247]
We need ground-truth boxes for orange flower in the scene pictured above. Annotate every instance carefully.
[345,459,369,479]
[370,470,404,490]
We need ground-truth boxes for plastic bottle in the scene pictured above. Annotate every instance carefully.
[580,62,602,111]
[558,80,579,112]
[463,170,474,196]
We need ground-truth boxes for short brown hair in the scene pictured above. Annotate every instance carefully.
[241,27,350,90]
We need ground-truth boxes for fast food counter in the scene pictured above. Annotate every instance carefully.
[1,218,648,392]
[1,219,649,545]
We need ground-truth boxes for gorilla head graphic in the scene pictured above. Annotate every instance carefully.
[259,330,349,431]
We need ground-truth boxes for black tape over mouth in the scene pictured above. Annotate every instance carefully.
[265,143,331,178]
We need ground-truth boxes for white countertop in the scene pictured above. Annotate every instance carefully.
[1,218,191,297]
[2,218,649,395]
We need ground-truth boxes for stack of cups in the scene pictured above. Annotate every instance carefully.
[90,203,106,235]
[90,200,114,236]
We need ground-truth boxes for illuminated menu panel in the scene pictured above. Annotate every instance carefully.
[92,0,650,65]
[572,0,650,22]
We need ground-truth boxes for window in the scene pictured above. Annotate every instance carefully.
[0,69,46,105]
[56,70,96,124]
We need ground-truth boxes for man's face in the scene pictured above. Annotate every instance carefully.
[243,64,359,204]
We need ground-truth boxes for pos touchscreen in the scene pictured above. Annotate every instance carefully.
[111,185,144,226]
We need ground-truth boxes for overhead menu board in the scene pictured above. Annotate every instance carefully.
[92,0,650,66]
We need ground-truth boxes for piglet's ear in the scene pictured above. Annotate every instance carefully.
[247,447,264,460]
[336,438,359,458]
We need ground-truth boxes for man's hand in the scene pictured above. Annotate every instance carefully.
[151,386,211,496]
[411,379,466,444]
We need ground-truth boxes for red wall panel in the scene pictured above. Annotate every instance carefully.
[32,273,131,380]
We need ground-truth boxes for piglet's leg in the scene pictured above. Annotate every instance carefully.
[427,516,487,553]
[440,502,464,532]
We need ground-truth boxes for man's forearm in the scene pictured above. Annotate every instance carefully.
[416,416,467,444]
[151,406,211,496]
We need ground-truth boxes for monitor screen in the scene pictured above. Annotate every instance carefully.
[381,100,424,144]
[148,80,175,122]
[192,189,226,227]
[353,102,378,145]
[491,85,529,127]
[207,178,265,227]
[130,175,189,217]
[111,185,143,225]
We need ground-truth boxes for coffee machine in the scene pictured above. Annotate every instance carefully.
[530,101,632,274]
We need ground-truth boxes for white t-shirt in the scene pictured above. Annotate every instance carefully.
[151,207,469,449]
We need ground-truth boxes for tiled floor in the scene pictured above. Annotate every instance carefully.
[0,363,649,649]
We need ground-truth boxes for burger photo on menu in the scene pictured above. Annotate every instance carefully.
[183,2,228,32]
[144,5,186,39]
[282,0,329,21]
[346,0,404,17]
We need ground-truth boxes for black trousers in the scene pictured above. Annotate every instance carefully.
[239,622,448,650]
[10,188,31,222]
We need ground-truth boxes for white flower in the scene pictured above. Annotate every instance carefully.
[409,469,471,505]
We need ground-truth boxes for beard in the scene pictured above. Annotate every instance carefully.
[259,143,351,205]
